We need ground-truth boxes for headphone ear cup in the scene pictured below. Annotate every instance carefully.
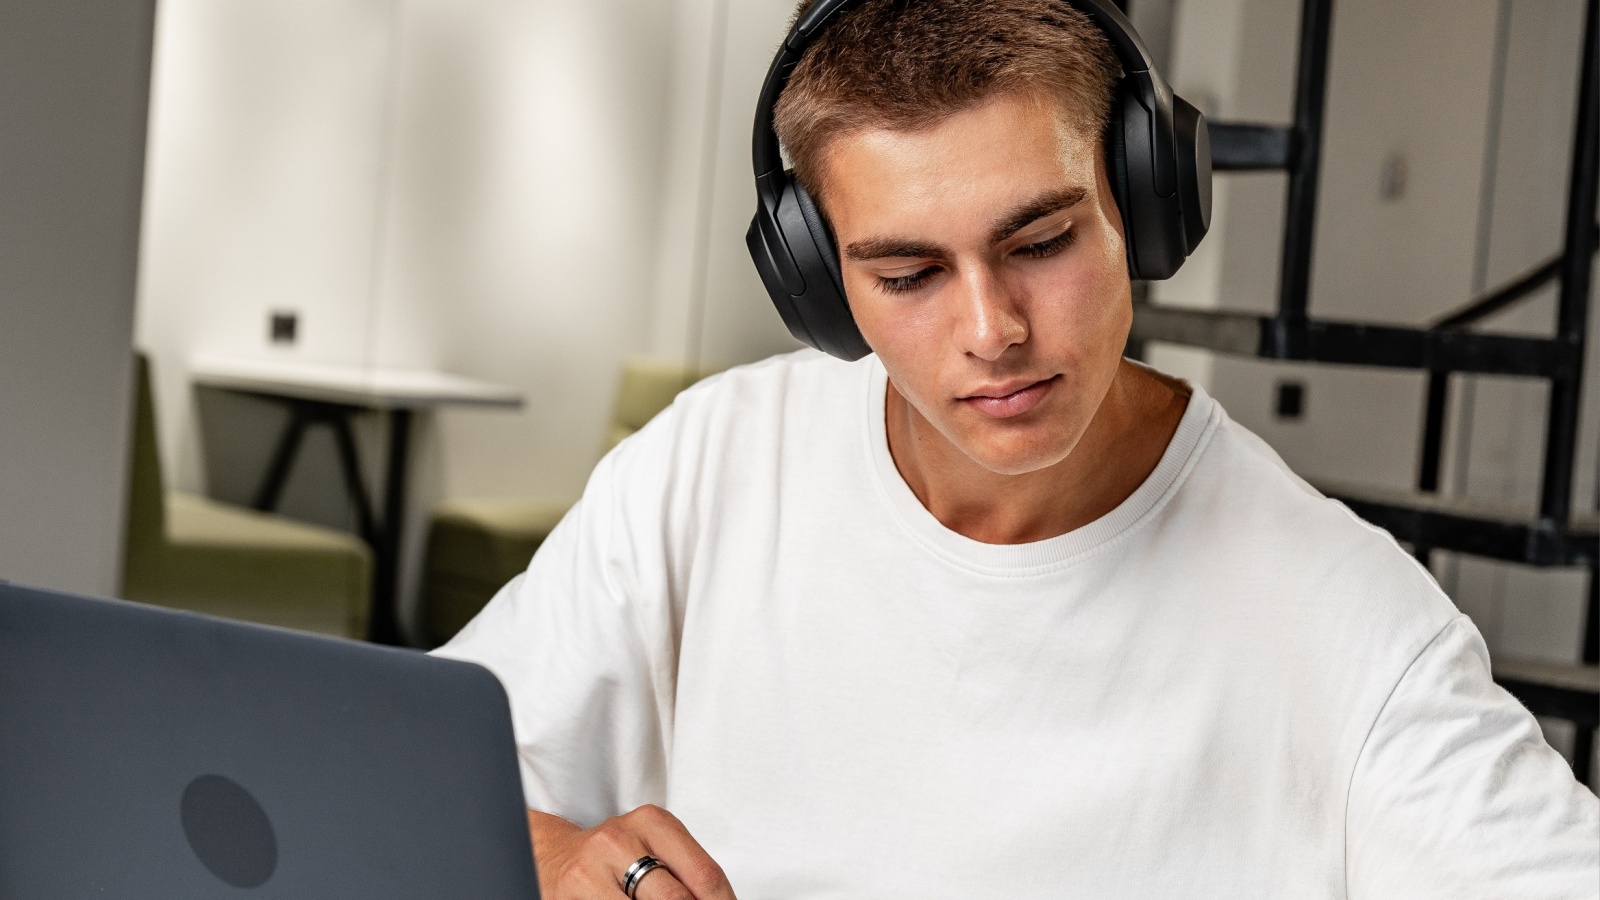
[752,175,872,361]
[784,180,871,359]
[1172,95,1212,254]
[1114,86,1187,280]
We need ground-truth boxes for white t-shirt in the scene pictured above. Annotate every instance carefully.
[438,350,1598,899]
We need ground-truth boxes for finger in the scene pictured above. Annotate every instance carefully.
[624,806,737,900]
[577,818,655,897]
[631,866,695,900]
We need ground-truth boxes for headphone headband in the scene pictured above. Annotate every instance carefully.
[755,0,1166,181]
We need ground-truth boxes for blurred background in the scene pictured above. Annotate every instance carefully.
[0,0,1595,777]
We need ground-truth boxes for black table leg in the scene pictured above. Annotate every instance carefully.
[367,407,413,645]
[237,390,412,645]
[250,399,378,541]
[330,415,377,546]
[253,408,310,511]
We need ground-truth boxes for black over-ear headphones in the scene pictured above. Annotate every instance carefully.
[746,0,1213,361]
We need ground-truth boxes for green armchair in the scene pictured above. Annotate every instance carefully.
[120,355,373,638]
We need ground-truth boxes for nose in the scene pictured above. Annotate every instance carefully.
[956,265,1028,362]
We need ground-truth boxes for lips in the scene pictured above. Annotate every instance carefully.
[959,375,1058,419]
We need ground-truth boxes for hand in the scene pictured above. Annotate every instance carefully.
[527,805,737,900]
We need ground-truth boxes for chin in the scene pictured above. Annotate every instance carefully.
[957,430,1075,477]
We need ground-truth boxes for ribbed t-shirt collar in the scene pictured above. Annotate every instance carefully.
[862,356,1218,576]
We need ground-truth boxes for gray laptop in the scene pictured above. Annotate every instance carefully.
[0,582,539,898]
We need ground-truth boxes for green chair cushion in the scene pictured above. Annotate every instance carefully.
[166,492,371,552]
[421,500,569,647]
[122,492,372,638]
[122,354,374,640]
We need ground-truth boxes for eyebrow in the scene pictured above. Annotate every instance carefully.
[841,186,1090,262]
[842,238,947,262]
[986,186,1088,245]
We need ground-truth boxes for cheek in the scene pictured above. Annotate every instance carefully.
[1021,252,1129,356]
[848,294,953,409]
[849,280,941,360]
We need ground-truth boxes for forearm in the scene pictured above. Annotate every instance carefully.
[528,808,582,848]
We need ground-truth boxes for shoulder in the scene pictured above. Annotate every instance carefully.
[1173,393,1459,660]
[670,348,865,422]
[592,348,867,507]
[611,349,866,465]
[1196,398,1436,575]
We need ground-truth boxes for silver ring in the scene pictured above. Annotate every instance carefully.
[622,855,667,898]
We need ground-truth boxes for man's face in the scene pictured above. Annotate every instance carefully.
[819,90,1132,477]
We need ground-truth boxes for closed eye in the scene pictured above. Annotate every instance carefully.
[1015,227,1076,259]
[878,265,941,295]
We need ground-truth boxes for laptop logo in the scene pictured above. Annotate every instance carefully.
[180,774,279,888]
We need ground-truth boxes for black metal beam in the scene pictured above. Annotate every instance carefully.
[1297,319,1581,376]
[1538,0,1599,525]
[1210,123,1297,171]
[1129,304,1261,355]
[1433,225,1599,330]
[1129,305,1582,377]
[1576,570,1598,785]
[1274,0,1335,334]
[1494,676,1600,729]
[1325,491,1597,567]
[1416,370,1449,493]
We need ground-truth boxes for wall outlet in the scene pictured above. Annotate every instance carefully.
[1380,150,1408,202]
[1275,381,1305,419]
[269,310,298,345]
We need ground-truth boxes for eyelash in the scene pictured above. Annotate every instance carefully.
[879,268,938,295]
[1016,227,1076,258]
[874,228,1077,295]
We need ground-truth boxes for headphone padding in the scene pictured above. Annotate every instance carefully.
[772,178,872,360]
[1116,88,1185,280]
[1104,96,1136,276]
[794,183,846,298]
[1172,95,1213,254]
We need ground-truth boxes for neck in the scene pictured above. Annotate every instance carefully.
[885,360,1190,545]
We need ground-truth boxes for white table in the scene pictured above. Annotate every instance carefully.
[190,357,524,410]
[190,357,524,645]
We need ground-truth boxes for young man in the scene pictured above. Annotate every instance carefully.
[438,1,1599,897]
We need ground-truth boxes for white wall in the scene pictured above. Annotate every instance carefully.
[136,0,398,506]
[647,0,803,371]
[136,0,783,507]
[0,0,157,596]
[371,0,679,505]
[1146,0,1301,387]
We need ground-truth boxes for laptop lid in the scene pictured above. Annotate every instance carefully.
[0,582,540,899]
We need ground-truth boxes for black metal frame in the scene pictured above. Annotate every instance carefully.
[245,395,413,646]
[1131,0,1600,784]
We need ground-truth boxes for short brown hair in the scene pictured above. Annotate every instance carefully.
[773,0,1121,198]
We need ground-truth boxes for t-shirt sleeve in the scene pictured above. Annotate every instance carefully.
[1346,614,1599,898]
[431,430,683,828]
